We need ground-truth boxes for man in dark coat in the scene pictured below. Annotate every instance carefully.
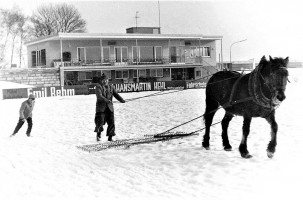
[94,74,125,141]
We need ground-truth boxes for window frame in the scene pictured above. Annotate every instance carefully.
[115,70,129,79]
[31,49,46,67]
[138,69,146,78]
[132,46,163,63]
[150,68,163,77]
[190,46,211,58]
[114,46,128,63]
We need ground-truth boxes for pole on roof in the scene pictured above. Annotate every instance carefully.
[135,39,139,83]
[135,11,139,31]
[100,39,103,64]
[221,38,223,70]
[158,0,161,33]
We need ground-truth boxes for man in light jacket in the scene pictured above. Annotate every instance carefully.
[94,74,125,141]
[10,94,35,137]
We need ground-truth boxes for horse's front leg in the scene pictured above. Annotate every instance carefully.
[221,112,233,151]
[239,117,252,158]
[265,112,278,158]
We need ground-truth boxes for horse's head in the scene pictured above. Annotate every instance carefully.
[259,55,289,103]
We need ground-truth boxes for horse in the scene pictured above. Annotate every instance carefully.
[202,55,289,158]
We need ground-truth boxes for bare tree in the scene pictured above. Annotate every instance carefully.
[0,9,15,67]
[30,3,86,37]
[1,8,25,68]
[17,14,29,68]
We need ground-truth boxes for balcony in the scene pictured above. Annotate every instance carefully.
[54,56,203,69]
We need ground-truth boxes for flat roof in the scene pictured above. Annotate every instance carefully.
[25,32,223,46]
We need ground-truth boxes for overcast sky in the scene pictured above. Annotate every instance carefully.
[1,0,303,62]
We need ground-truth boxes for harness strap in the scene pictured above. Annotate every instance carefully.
[229,74,243,104]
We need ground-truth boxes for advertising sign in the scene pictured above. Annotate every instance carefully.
[2,85,88,99]
[2,88,28,99]
[88,81,187,94]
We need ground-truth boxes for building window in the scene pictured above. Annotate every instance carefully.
[77,47,85,62]
[77,47,110,63]
[86,46,101,63]
[202,47,210,57]
[115,47,128,62]
[150,68,163,77]
[190,46,211,57]
[79,71,92,80]
[139,69,146,77]
[163,68,170,77]
[140,46,154,62]
[154,46,162,62]
[132,46,139,63]
[31,49,46,67]
[196,70,201,77]
[170,46,185,63]
[102,47,110,63]
[132,46,162,63]
[31,51,36,67]
[153,28,159,34]
[115,70,129,79]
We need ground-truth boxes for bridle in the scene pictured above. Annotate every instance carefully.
[248,64,288,109]
[259,67,288,99]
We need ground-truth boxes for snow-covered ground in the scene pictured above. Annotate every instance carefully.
[1,68,303,200]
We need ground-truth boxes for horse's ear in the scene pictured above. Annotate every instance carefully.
[269,55,273,62]
[259,55,267,64]
[284,57,289,66]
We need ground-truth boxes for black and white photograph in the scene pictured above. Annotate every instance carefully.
[0,0,303,199]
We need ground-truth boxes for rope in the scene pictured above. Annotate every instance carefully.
[117,73,245,103]
[125,90,182,102]
[80,67,287,152]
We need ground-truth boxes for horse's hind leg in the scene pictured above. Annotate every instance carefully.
[239,116,253,158]
[265,113,278,158]
[221,112,233,151]
[202,95,219,150]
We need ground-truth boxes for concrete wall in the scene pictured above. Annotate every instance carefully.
[0,68,60,87]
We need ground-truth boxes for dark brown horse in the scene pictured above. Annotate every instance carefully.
[202,56,289,158]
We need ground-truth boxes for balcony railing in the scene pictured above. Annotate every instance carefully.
[54,56,202,68]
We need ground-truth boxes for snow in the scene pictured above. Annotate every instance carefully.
[0,68,303,200]
[0,81,35,89]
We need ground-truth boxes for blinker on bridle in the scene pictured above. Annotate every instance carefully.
[259,66,288,96]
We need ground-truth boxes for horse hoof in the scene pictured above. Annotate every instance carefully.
[241,153,253,159]
[203,146,210,150]
[224,145,232,151]
[267,151,274,158]
[224,147,232,151]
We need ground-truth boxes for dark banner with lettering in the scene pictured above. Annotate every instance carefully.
[2,80,205,99]
[2,85,88,99]
[186,80,207,89]
[27,85,88,98]
[88,81,187,94]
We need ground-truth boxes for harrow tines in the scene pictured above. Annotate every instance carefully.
[77,131,200,152]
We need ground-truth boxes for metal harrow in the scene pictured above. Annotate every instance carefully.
[76,131,199,152]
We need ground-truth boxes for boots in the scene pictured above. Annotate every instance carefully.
[108,135,113,141]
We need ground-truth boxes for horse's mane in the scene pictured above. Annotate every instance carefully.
[258,56,289,76]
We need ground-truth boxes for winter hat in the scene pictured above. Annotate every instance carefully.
[100,73,108,81]
[28,94,35,100]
